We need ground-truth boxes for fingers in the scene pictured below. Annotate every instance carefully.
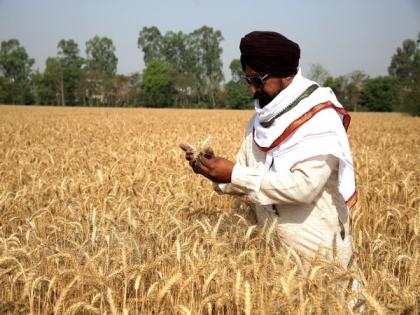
[194,156,211,174]
[189,156,197,167]
[180,143,196,162]
[180,144,214,180]
[179,143,193,152]
[203,147,215,158]
[186,151,195,162]
[197,154,212,168]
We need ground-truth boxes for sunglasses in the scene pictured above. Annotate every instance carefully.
[245,74,269,88]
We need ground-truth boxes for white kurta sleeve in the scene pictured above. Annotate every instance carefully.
[212,138,248,195]
[230,154,337,205]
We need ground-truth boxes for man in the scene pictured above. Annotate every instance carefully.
[180,31,356,267]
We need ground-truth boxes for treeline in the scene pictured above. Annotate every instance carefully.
[308,32,420,116]
[0,27,418,115]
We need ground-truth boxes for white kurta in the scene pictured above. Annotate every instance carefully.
[214,116,353,266]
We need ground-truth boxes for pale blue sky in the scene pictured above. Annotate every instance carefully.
[0,0,419,80]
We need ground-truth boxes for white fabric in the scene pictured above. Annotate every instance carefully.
[255,68,335,147]
[215,152,353,266]
[253,69,356,204]
[254,68,315,134]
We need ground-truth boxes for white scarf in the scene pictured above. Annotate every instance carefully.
[253,69,356,206]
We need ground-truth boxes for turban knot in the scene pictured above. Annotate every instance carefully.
[240,31,300,78]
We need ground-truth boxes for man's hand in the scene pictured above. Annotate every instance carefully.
[179,144,234,183]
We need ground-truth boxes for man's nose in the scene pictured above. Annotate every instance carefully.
[250,85,258,94]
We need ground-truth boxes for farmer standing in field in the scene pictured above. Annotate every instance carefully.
[180,31,357,267]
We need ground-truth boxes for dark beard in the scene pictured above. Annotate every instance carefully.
[253,91,274,108]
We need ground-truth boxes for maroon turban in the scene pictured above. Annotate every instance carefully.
[240,31,300,78]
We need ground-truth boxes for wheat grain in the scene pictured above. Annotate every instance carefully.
[53,276,80,314]
[158,272,182,301]
[0,107,418,314]
[106,287,119,315]
[244,281,252,315]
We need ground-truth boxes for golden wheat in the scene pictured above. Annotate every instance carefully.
[0,105,419,314]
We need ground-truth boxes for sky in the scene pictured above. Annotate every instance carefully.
[1,0,419,80]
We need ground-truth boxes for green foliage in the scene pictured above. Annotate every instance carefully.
[225,81,253,109]
[345,71,369,111]
[32,58,63,105]
[0,39,34,82]
[402,79,420,116]
[137,26,224,107]
[7,26,417,112]
[0,39,35,104]
[102,74,138,106]
[324,75,352,110]
[76,36,119,106]
[224,59,253,109]
[324,76,341,94]
[32,71,52,105]
[0,76,7,103]
[160,31,190,74]
[229,59,243,82]
[75,70,106,106]
[388,36,420,86]
[58,39,84,105]
[86,36,118,77]
[138,26,163,65]
[388,32,420,116]
[324,71,369,111]
[359,76,401,112]
[139,60,177,107]
[189,26,224,107]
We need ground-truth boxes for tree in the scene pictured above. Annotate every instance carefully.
[0,39,35,104]
[76,69,106,106]
[346,70,369,111]
[389,35,420,86]
[225,59,253,109]
[402,78,420,116]
[138,60,176,107]
[160,31,193,75]
[57,39,84,105]
[229,59,244,82]
[188,26,224,107]
[99,74,139,107]
[81,36,118,105]
[138,26,225,108]
[160,31,202,107]
[389,32,420,116]
[138,26,163,65]
[0,76,7,102]
[32,71,54,105]
[42,57,65,105]
[308,64,330,85]
[324,71,369,111]
[85,35,118,77]
[359,76,401,112]
[324,76,342,96]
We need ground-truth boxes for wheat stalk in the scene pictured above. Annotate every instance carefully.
[0,107,418,314]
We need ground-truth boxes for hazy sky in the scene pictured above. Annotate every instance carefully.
[1,0,419,80]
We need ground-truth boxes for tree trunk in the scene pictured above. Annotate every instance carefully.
[60,72,65,106]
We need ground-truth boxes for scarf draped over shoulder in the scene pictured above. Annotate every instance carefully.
[253,69,357,207]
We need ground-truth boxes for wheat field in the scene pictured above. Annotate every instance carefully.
[0,105,418,314]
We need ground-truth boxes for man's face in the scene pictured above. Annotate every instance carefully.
[244,64,291,108]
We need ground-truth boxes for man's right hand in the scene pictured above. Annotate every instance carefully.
[180,144,233,183]
[179,143,196,165]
